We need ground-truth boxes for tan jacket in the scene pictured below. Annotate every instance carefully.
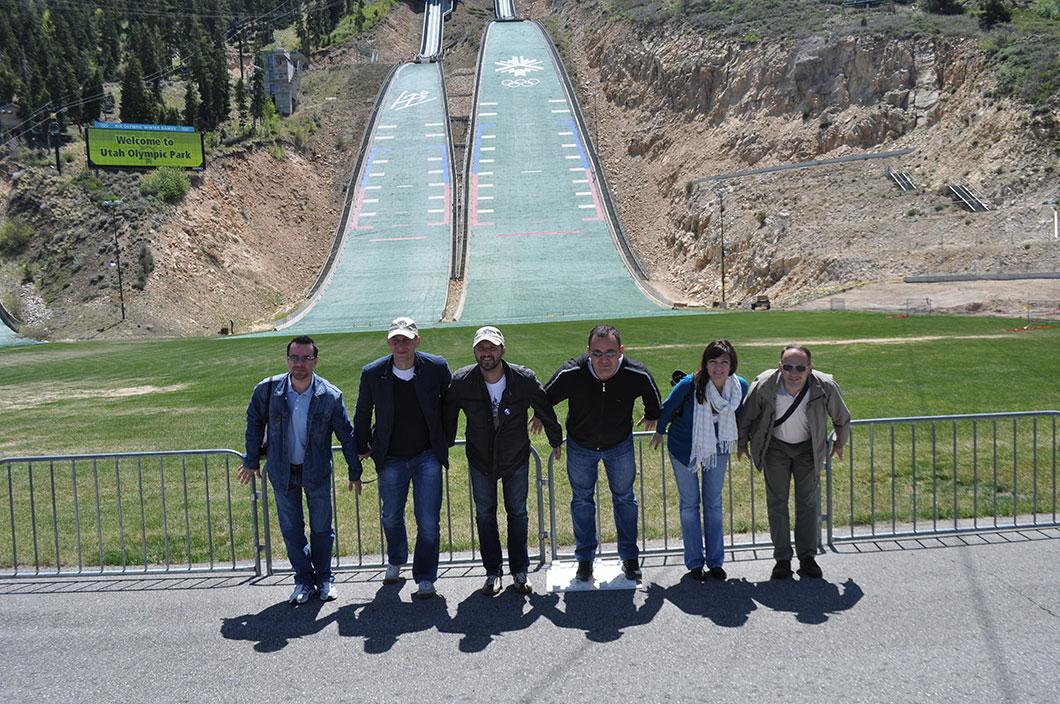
[737,368,851,472]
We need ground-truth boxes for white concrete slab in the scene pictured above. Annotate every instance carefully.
[546,559,638,593]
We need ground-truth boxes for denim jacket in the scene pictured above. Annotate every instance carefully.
[243,373,360,489]
[656,373,749,466]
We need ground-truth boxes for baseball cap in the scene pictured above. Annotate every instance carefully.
[388,317,418,340]
[472,326,504,348]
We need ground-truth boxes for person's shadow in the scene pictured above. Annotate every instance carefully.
[441,585,555,653]
[333,580,450,654]
[752,577,864,625]
[220,598,334,652]
[663,574,758,628]
[538,583,666,642]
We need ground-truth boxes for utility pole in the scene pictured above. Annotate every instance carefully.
[103,200,126,321]
[717,190,727,309]
[49,114,61,174]
[113,230,126,321]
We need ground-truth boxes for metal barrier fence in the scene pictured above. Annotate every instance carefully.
[548,432,780,562]
[257,442,547,577]
[3,412,1056,578]
[0,450,258,577]
[825,410,1058,544]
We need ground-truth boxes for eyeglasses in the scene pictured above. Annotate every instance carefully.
[590,350,619,359]
[287,354,317,363]
[782,364,807,372]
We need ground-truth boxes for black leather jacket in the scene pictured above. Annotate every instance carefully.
[444,361,563,478]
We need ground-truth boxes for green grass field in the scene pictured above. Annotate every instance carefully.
[0,311,1057,572]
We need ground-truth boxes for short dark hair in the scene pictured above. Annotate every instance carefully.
[587,324,621,348]
[694,339,738,403]
[287,335,318,358]
[781,344,811,362]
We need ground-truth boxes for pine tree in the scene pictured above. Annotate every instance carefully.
[249,65,265,128]
[119,56,152,124]
[183,81,199,128]
[234,77,248,130]
[81,69,105,125]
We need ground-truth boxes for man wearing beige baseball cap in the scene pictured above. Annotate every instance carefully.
[444,326,563,595]
[353,316,452,599]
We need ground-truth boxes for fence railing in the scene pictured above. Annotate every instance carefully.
[257,442,547,577]
[825,410,1058,544]
[0,449,257,577]
[3,411,1056,579]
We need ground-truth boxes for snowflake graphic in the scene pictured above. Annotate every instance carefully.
[494,56,544,78]
[390,90,437,111]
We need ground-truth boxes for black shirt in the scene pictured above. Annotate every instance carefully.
[387,377,430,459]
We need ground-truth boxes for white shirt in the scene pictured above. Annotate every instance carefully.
[772,383,811,444]
[486,376,507,427]
[392,365,415,381]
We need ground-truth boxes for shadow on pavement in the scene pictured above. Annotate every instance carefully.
[333,581,449,654]
[0,574,255,595]
[537,582,666,643]
[750,577,864,625]
[220,598,334,652]
[441,587,558,653]
[662,574,758,627]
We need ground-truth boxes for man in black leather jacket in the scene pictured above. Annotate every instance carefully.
[444,326,562,595]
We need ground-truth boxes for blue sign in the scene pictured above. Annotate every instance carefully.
[92,121,196,133]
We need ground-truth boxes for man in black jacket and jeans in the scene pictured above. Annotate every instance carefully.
[445,326,563,596]
[544,324,661,583]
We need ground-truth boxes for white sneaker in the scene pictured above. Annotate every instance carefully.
[288,583,313,604]
[319,581,338,601]
[413,580,436,600]
[481,575,502,596]
[383,564,401,584]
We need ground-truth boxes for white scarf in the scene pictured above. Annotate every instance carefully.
[688,375,741,472]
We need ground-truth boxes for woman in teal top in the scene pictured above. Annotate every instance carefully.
[650,339,747,581]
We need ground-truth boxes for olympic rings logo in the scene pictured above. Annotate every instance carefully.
[501,78,540,88]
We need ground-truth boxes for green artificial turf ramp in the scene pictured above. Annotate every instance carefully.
[282,62,453,333]
[459,21,667,325]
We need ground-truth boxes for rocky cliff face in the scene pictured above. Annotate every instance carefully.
[555,2,1058,307]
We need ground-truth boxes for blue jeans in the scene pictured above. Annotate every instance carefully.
[271,472,334,588]
[670,453,729,570]
[378,451,442,583]
[469,463,530,577]
[566,437,638,562]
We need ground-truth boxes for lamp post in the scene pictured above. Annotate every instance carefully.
[716,189,727,309]
[103,199,126,321]
[1045,199,1058,240]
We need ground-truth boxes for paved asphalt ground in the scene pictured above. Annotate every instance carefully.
[3,528,1057,702]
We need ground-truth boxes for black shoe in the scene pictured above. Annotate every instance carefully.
[797,556,823,579]
[576,560,593,582]
[771,560,793,580]
[707,566,727,581]
[689,567,707,582]
[622,559,642,581]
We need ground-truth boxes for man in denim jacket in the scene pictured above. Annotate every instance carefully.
[238,335,360,604]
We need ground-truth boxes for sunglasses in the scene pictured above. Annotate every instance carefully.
[782,364,807,372]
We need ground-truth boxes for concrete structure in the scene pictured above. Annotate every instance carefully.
[262,49,307,116]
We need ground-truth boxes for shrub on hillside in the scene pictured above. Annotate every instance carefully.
[0,217,33,256]
[140,167,190,203]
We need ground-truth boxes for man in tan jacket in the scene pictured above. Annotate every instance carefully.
[737,345,850,580]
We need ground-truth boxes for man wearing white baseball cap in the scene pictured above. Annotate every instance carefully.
[444,326,563,595]
[353,316,452,599]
